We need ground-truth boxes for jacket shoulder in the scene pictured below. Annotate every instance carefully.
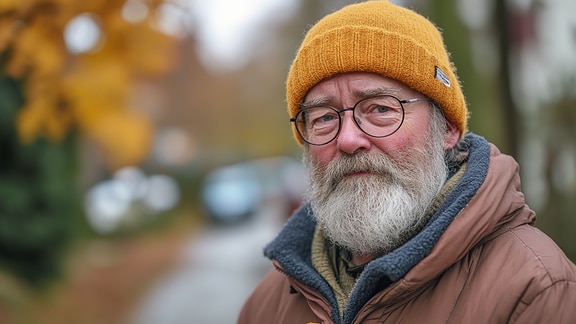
[478,223,576,322]
[495,223,576,285]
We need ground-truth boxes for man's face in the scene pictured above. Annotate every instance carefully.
[303,72,458,255]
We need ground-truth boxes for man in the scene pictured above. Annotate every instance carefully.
[238,1,576,323]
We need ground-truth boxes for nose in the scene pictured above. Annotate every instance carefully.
[336,111,371,154]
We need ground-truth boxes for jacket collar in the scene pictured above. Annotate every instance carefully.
[264,133,492,323]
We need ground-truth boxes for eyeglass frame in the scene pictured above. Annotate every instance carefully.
[289,95,432,146]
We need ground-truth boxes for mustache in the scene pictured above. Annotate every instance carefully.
[313,152,401,190]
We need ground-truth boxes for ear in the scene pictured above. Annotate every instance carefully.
[444,122,461,150]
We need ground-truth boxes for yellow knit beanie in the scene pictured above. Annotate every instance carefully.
[287,0,468,144]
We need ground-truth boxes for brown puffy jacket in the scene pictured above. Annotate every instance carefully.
[238,135,576,323]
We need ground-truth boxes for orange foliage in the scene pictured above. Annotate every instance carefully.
[0,0,178,169]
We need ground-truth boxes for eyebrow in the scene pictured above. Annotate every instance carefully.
[300,98,330,110]
[300,87,401,109]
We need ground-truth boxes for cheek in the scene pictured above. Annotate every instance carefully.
[308,145,335,167]
[377,116,431,153]
[371,130,427,159]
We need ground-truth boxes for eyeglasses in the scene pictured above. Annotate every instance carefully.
[290,95,432,146]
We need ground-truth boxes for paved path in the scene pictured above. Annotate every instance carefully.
[131,203,285,324]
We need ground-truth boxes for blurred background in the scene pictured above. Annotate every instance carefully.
[0,0,574,323]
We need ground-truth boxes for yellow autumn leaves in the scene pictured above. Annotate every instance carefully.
[0,0,177,169]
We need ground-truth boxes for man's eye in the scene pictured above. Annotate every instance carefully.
[307,110,337,127]
[318,114,336,122]
[375,105,391,113]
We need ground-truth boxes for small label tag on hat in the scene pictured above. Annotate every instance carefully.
[435,66,451,88]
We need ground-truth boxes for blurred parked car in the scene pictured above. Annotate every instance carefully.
[200,156,307,224]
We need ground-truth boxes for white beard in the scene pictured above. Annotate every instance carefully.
[305,130,448,255]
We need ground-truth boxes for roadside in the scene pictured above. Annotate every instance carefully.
[0,212,198,324]
[131,199,285,324]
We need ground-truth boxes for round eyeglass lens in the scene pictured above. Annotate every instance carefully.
[293,95,405,145]
[353,95,404,137]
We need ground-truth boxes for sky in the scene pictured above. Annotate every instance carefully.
[180,0,299,72]
[63,0,299,73]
